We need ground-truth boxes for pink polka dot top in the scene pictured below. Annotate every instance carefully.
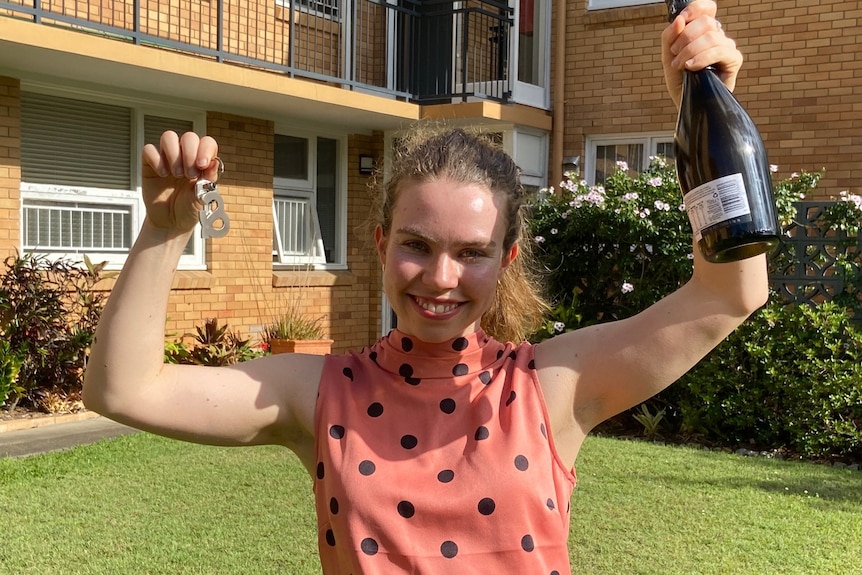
[314,329,577,574]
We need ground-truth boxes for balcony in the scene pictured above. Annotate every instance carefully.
[0,0,513,103]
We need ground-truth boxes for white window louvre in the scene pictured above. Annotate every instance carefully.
[272,194,326,266]
[23,200,132,253]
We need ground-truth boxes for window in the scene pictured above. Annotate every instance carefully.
[587,0,654,9]
[272,132,345,268]
[19,89,204,268]
[585,133,674,185]
[276,0,340,19]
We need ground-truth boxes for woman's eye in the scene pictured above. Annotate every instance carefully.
[404,241,428,252]
[461,249,485,259]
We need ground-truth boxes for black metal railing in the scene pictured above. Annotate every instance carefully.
[769,201,862,319]
[0,0,512,103]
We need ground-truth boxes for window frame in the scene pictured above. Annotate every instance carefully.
[19,83,206,270]
[585,132,674,185]
[272,127,347,270]
[587,0,654,10]
[275,0,341,20]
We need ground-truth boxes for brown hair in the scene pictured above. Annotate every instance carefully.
[372,126,549,343]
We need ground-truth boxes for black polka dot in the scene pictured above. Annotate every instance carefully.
[325,529,336,546]
[316,461,325,479]
[546,498,555,511]
[479,371,492,385]
[506,390,517,406]
[440,540,458,558]
[540,422,547,438]
[437,469,455,483]
[330,497,339,514]
[452,363,469,376]
[367,402,384,417]
[514,455,529,471]
[400,434,418,449]
[342,367,354,381]
[401,337,414,352]
[551,571,561,575]
[361,538,379,555]
[521,534,534,552]
[439,398,456,414]
[397,500,415,518]
[528,359,536,370]
[477,497,496,515]
[358,460,376,476]
[475,426,490,441]
[496,349,504,359]
[509,351,517,360]
[399,364,414,377]
[452,337,469,351]
[329,425,345,439]
[400,363,420,385]
[369,351,378,363]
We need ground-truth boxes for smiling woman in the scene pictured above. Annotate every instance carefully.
[82,5,767,573]
[372,128,549,345]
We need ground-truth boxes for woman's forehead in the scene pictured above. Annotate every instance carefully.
[390,179,507,242]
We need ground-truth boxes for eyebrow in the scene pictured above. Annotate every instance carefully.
[393,225,499,249]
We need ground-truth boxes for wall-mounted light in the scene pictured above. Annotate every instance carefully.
[359,155,374,175]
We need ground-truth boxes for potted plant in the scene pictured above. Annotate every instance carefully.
[263,312,333,355]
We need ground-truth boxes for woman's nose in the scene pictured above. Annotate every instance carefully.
[424,254,459,289]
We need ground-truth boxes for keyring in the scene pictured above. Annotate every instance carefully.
[211,156,225,184]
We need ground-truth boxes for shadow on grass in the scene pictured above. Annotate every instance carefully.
[625,441,862,509]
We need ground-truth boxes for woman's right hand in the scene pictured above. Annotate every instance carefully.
[141,130,221,232]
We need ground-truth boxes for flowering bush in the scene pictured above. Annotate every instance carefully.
[530,158,700,339]
[528,160,862,459]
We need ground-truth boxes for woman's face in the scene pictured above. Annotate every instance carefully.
[375,177,517,343]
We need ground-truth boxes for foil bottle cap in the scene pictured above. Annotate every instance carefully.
[665,0,691,23]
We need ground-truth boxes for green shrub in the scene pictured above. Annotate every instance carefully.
[165,318,262,366]
[529,163,862,459]
[0,253,113,410]
[0,339,23,409]
[678,300,862,460]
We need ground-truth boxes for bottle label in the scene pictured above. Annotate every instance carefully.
[684,173,751,241]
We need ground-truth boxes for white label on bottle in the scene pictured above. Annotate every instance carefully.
[684,173,751,241]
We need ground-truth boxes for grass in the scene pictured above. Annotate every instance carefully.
[1,433,860,575]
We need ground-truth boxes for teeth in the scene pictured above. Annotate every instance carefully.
[417,298,458,314]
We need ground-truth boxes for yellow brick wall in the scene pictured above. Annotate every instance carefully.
[158,113,384,354]
[0,76,19,259]
[556,0,862,198]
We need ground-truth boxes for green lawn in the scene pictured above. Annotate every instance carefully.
[1,432,860,574]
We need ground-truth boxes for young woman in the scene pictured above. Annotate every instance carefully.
[84,2,765,572]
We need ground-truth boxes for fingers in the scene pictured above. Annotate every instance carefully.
[662,0,742,89]
[141,131,220,181]
[669,16,733,71]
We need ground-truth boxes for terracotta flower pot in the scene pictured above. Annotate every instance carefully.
[268,338,333,355]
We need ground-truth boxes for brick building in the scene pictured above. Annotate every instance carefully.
[0,0,859,351]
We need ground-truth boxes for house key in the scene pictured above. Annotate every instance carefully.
[196,158,230,239]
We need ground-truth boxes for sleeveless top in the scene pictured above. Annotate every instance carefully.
[313,329,577,574]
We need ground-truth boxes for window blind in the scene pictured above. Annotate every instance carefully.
[21,92,132,190]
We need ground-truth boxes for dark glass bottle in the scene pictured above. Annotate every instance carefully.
[666,0,779,263]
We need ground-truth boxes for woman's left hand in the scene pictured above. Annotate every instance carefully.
[661,0,743,108]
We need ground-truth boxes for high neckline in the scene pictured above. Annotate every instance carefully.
[370,329,509,380]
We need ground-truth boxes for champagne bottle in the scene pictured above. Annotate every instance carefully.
[666,0,779,263]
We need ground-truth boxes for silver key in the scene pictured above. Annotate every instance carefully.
[196,179,230,239]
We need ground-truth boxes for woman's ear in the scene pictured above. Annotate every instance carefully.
[374,225,387,268]
[500,242,519,274]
